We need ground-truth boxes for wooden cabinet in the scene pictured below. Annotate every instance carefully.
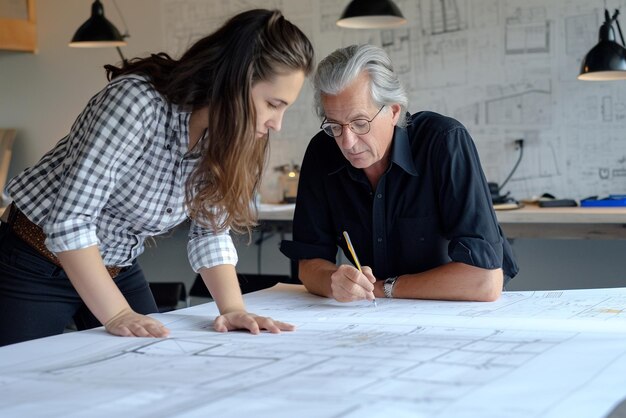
[0,0,36,52]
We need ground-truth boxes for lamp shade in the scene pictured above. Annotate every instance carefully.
[578,10,626,81]
[578,40,626,80]
[69,0,126,48]
[337,0,407,29]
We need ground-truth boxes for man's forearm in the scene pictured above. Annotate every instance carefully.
[375,262,503,302]
[298,258,339,298]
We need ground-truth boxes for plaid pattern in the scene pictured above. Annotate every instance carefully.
[6,75,237,272]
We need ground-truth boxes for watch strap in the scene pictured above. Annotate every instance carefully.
[384,276,398,298]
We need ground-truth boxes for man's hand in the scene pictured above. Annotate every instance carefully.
[330,264,376,302]
[104,308,170,338]
[214,311,296,334]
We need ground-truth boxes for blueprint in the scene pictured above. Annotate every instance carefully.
[1,284,626,418]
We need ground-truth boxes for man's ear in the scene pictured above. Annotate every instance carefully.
[389,103,402,125]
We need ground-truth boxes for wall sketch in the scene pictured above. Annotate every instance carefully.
[162,0,626,200]
[504,6,550,55]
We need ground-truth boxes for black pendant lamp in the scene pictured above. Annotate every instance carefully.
[579,9,626,81]
[337,0,407,29]
[69,0,128,61]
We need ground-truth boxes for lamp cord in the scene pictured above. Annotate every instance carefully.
[612,10,626,46]
[111,0,129,63]
[115,46,127,63]
[112,0,130,39]
[498,140,524,192]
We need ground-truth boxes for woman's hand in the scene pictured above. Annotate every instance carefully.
[213,310,295,334]
[104,308,170,338]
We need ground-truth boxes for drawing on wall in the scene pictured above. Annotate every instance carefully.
[419,0,467,36]
[161,0,626,199]
[484,80,552,125]
[468,0,500,29]
[419,37,468,87]
[319,0,344,33]
[561,11,598,81]
[504,6,550,55]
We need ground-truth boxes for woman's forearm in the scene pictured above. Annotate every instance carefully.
[57,246,131,325]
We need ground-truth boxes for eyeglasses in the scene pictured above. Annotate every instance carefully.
[320,105,385,138]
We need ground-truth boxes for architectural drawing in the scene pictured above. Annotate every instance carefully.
[504,6,550,55]
[381,29,412,74]
[560,11,598,81]
[318,0,344,33]
[418,36,468,88]
[161,0,626,200]
[1,285,626,417]
[419,0,467,36]
[484,80,552,126]
[468,0,500,29]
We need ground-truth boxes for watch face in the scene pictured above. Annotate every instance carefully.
[384,276,397,298]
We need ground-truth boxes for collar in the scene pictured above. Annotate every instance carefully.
[328,125,418,177]
[175,106,202,160]
[389,125,418,176]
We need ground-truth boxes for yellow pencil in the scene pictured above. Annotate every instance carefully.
[342,231,377,307]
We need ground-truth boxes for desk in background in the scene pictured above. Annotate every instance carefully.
[1,284,626,417]
[258,203,626,240]
[255,204,626,290]
[496,204,626,240]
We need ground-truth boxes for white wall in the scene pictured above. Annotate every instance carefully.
[1,0,625,291]
[0,0,163,178]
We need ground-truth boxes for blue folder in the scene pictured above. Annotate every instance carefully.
[580,195,626,207]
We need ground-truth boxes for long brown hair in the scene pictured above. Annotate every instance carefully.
[105,9,314,233]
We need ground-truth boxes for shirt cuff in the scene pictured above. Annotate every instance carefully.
[187,233,238,273]
[448,237,503,270]
[44,220,100,253]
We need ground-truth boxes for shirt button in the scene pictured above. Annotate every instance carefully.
[377,237,383,243]
[166,208,173,214]
[377,193,382,198]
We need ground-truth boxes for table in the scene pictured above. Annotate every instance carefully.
[1,284,626,417]
[258,203,626,240]
[495,204,626,239]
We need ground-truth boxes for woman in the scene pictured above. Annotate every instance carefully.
[0,9,314,346]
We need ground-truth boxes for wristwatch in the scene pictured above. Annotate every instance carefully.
[384,276,398,298]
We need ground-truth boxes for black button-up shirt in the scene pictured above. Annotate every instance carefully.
[281,111,518,282]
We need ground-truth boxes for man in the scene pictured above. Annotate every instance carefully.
[280,44,518,303]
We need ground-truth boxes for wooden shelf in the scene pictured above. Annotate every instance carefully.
[0,0,36,52]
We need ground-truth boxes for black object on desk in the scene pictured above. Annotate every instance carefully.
[538,199,578,207]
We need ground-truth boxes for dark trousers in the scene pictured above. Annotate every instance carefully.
[0,221,158,346]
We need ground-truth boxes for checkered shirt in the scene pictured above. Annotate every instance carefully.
[6,75,237,271]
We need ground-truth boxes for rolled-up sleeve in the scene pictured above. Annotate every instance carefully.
[187,220,238,272]
[448,237,503,270]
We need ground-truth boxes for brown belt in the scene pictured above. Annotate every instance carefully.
[6,204,122,278]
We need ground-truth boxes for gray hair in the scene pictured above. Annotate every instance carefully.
[313,44,408,127]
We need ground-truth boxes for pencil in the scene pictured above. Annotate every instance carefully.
[342,231,377,307]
